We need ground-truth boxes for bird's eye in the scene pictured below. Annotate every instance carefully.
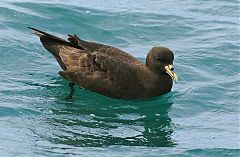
[170,67,174,71]
[155,57,162,62]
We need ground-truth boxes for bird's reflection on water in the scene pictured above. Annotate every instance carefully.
[34,80,176,147]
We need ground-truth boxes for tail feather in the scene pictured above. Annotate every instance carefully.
[28,27,81,70]
[28,27,83,49]
[28,27,92,71]
[28,27,64,43]
[28,27,54,37]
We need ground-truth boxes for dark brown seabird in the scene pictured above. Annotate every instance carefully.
[28,27,178,99]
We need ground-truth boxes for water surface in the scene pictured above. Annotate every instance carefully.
[0,0,239,156]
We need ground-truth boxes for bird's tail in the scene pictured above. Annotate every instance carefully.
[28,27,82,48]
[28,27,82,70]
[28,27,55,37]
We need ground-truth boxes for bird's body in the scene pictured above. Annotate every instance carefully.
[29,27,177,99]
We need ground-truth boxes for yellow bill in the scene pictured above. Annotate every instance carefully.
[165,65,178,82]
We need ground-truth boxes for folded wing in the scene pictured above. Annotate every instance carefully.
[59,50,145,98]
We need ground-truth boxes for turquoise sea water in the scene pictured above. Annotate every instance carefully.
[0,0,239,156]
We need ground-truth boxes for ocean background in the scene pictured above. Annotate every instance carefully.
[0,0,239,156]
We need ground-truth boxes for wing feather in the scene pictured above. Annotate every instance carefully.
[57,48,145,98]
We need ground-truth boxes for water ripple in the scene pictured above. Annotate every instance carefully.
[0,0,239,156]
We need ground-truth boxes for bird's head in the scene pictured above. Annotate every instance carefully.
[146,46,178,82]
